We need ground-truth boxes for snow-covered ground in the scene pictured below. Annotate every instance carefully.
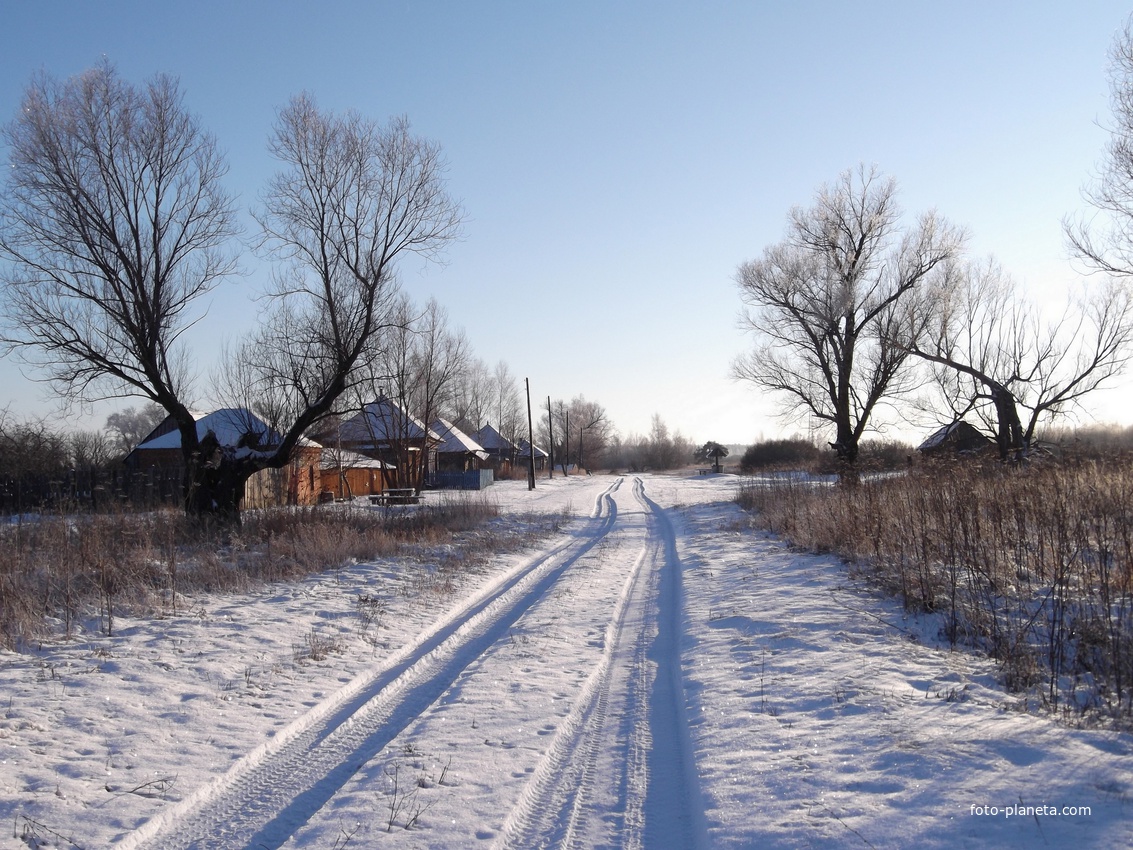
[1,474,1130,848]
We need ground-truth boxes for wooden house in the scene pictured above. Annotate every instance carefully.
[125,408,323,507]
[338,398,440,490]
[516,438,549,471]
[474,423,517,466]
[431,418,489,472]
[319,447,394,500]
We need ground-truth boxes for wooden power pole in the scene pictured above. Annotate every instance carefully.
[525,378,536,490]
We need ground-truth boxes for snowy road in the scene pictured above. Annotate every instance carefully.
[122,476,707,849]
[5,473,1132,849]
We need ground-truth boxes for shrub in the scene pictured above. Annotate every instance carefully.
[0,494,501,651]
[737,455,1133,728]
[739,437,821,472]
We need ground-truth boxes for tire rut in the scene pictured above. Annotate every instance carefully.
[493,476,707,850]
[120,479,624,850]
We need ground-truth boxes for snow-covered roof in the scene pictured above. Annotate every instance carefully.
[475,423,516,452]
[340,399,439,445]
[133,409,319,457]
[318,447,393,470]
[431,418,489,459]
[516,438,548,459]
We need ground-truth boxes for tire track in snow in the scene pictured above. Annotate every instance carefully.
[636,478,709,850]
[494,476,708,850]
[119,479,623,850]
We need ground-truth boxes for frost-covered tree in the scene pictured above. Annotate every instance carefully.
[734,165,963,467]
[910,258,1133,460]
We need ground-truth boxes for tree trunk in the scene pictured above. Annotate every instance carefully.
[182,433,252,527]
[991,385,1026,462]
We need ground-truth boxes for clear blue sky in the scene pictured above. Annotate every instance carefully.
[2,1,1131,444]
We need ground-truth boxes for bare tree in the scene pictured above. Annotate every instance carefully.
[1,66,461,521]
[572,396,610,471]
[407,299,470,477]
[490,360,524,444]
[734,165,964,467]
[346,295,470,485]
[213,95,462,515]
[1068,17,1133,277]
[105,403,167,457]
[0,63,238,511]
[910,259,1133,458]
[70,429,116,470]
[0,411,70,480]
[451,357,493,435]
[544,395,610,473]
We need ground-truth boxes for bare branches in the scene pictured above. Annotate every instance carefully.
[249,94,464,460]
[1069,18,1133,277]
[1,69,461,520]
[734,165,964,464]
[0,62,239,408]
[908,259,1133,458]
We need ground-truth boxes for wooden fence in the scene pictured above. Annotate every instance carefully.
[0,467,184,515]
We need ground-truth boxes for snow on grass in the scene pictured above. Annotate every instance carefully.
[1,473,1130,849]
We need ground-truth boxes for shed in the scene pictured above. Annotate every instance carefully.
[917,420,995,455]
[319,447,394,500]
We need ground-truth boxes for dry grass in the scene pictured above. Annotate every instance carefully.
[737,454,1133,727]
[0,494,501,651]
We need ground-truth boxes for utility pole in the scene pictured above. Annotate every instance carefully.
[525,378,536,490]
[546,396,555,479]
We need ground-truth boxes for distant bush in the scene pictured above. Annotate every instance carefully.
[739,438,821,472]
[814,438,913,473]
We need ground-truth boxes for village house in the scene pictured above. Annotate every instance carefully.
[428,418,493,490]
[474,423,518,471]
[125,408,323,508]
[337,397,440,490]
[318,446,394,501]
[516,438,549,471]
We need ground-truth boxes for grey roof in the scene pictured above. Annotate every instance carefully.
[917,420,993,452]
[475,423,516,452]
[516,438,549,459]
[340,398,440,445]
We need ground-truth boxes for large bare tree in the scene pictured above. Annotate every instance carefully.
[0,63,239,510]
[734,166,964,466]
[212,94,462,516]
[910,258,1133,459]
[1,66,461,520]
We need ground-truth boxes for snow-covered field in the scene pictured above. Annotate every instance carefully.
[1,474,1130,848]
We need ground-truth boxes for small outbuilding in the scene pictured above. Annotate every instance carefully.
[917,420,995,456]
[319,447,395,501]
